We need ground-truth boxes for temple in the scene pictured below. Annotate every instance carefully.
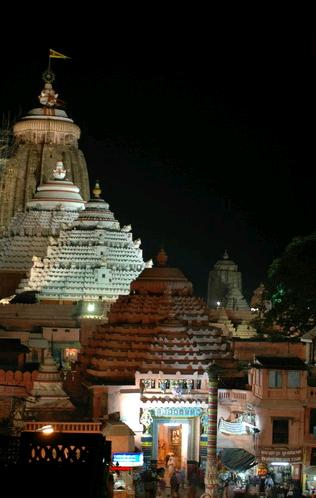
[207,250,249,311]
[79,250,247,470]
[0,70,90,230]
[1,65,315,495]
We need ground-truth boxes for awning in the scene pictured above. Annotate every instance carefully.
[102,421,135,437]
[304,466,316,475]
[218,448,257,472]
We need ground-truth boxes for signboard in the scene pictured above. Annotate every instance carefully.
[153,407,202,417]
[260,448,302,463]
[112,452,144,468]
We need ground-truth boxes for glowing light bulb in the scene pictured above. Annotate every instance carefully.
[38,424,54,434]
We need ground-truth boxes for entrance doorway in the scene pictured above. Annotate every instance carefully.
[157,422,189,471]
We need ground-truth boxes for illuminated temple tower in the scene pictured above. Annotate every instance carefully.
[17,182,145,309]
[0,161,85,298]
[79,250,243,470]
[0,70,90,230]
[0,69,146,305]
[207,251,249,311]
[80,249,230,384]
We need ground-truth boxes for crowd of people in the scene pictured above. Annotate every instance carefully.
[221,474,302,498]
[111,463,310,498]
[110,456,310,498]
[133,453,203,498]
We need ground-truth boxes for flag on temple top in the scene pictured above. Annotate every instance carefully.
[49,49,70,59]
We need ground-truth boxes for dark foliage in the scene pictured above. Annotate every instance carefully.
[263,232,316,333]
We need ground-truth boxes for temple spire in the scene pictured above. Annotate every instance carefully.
[156,248,168,267]
[223,249,229,260]
[93,180,102,198]
[39,68,58,109]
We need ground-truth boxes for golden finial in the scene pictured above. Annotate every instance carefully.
[156,248,168,267]
[93,180,102,198]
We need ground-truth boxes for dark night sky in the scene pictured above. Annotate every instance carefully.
[0,29,315,299]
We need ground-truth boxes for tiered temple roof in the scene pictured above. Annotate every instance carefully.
[80,250,231,384]
[17,184,145,303]
[0,162,84,272]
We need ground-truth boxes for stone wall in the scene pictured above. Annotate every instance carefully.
[0,369,38,391]
[232,339,305,361]
[0,303,79,329]
[0,397,11,421]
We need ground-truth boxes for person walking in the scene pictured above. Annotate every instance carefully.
[167,454,176,476]
[188,469,199,498]
[170,472,180,498]
[143,468,157,498]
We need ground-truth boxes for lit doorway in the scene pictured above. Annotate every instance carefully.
[157,422,189,471]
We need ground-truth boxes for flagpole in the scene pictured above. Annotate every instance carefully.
[48,49,51,72]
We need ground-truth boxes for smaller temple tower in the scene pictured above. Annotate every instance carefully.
[25,351,74,418]
[16,182,145,307]
[207,251,249,311]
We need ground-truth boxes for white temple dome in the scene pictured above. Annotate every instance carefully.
[13,80,80,145]
[27,162,85,211]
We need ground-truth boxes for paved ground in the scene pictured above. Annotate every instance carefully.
[155,484,205,498]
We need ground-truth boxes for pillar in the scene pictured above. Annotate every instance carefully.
[200,433,208,470]
[140,408,153,469]
[141,433,153,469]
[201,364,221,498]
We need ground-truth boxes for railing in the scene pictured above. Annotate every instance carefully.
[218,389,249,402]
[23,421,102,433]
[0,369,38,390]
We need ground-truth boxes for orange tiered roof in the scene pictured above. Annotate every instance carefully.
[80,251,231,383]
